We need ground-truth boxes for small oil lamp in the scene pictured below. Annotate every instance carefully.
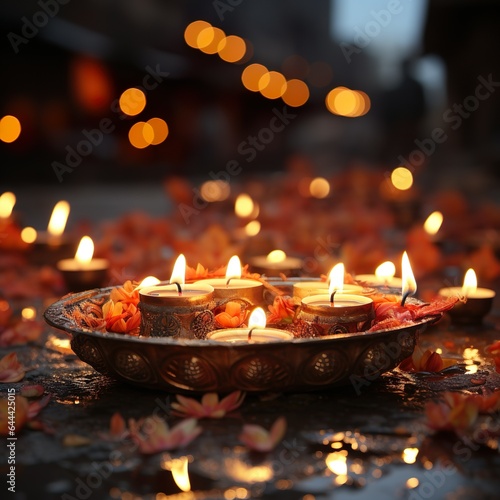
[249,249,303,277]
[439,268,495,324]
[293,263,367,299]
[138,254,215,338]
[194,255,263,305]
[207,307,293,343]
[296,267,374,335]
[30,200,76,265]
[57,236,109,291]
[355,261,403,291]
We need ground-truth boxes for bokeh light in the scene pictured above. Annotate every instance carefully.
[184,20,212,48]
[282,79,309,107]
[146,117,169,145]
[234,193,255,217]
[309,177,330,198]
[21,227,37,244]
[129,122,154,149]
[241,64,269,92]
[200,180,230,202]
[119,88,146,117]
[391,167,414,190]
[0,115,21,143]
[198,27,226,54]
[325,87,370,117]
[259,71,287,99]
[218,35,246,63]
[244,220,261,236]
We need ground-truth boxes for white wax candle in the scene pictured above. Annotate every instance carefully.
[438,287,495,300]
[207,327,293,343]
[57,257,109,272]
[301,293,373,308]
[250,255,303,271]
[293,281,365,299]
[193,278,262,290]
[140,283,214,298]
[355,274,403,288]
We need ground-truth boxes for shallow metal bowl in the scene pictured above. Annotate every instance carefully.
[44,286,438,394]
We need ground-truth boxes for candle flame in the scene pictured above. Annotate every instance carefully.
[248,307,267,328]
[0,192,16,218]
[423,211,443,236]
[135,276,161,290]
[47,200,70,236]
[266,249,286,263]
[462,268,477,297]
[169,254,186,286]
[225,255,242,280]
[74,236,94,264]
[171,456,191,492]
[375,261,396,280]
[328,263,344,295]
[401,251,417,299]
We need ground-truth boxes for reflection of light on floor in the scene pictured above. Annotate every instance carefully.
[402,447,419,464]
[463,347,482,373]
[223,487,249,499]
[224,458,273,483]
[326,451,348,477]
[46,335,74,354]
[171,456,191,492]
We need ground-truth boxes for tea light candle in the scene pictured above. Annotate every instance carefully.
[438,268,495,324]
[138,254,216,338]
[249,249,303,277]
[194,255,263,305]
[206,307,293,343]
[298,293,374,335]
[57,236,109,291]
[293,263,368,299]
[355,261,403,289]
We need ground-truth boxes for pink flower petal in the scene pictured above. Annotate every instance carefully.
[20,384,44,398]
[239,417,287,452]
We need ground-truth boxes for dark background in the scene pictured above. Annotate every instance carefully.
[1,0,500,195]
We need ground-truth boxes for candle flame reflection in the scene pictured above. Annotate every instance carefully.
[423,211,443,235]
[226,255,242,280]
[170,456,191,492]
[266,249,286,263]
[328,263,344,295]
[75,236,94,264]
[47,200,70,237]
[401,251,417,299]
[462,268,477,297]
[248,307,266,328]
[375,261,396,281]
[170,254,186,286]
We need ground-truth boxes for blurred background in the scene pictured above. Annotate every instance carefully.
[1,0,500,226]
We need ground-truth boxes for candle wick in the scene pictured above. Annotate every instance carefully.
[401,290,410,306]
[247,327,255,341]
[330,290,336,307]
[173,282,182,296]
[226,277,233,287]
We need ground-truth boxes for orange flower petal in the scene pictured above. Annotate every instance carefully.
[0,352,25,383]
